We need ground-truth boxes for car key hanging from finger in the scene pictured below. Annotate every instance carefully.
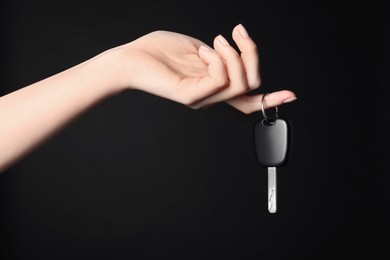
[254,94,292,213]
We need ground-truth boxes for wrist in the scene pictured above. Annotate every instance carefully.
[84,47,128,98]
[99,44,140,94]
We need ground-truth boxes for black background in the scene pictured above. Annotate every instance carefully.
[1,0,389,259]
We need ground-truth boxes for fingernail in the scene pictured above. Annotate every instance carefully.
[217,35,230,46]
[237,24,249,38]
[283,96,297,103]
[200,45,212,52]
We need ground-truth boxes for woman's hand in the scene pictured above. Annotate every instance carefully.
[112,24,296,113]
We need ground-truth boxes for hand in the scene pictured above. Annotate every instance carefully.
[111,24,296,113]
[0,24,297,173]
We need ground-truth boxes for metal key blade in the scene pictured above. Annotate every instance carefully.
[268,167,277,213]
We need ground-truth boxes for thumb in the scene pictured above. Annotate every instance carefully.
[226,90,297,114]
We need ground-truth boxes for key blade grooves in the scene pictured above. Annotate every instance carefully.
[268,167,277,213]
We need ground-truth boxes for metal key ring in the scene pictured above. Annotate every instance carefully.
[261,93,278,123]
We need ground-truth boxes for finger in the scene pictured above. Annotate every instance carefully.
[214,34,248,92]
[191,34,248,108]
[178,44,228,106]
[232,24,261,90]
[226,90,297,114]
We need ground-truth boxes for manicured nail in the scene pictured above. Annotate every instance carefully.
[217,35,230,46]
[283,96,297,103]
[237,24,249,38]
[200,45,212,52]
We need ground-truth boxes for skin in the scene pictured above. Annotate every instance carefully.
[0,24,296,173]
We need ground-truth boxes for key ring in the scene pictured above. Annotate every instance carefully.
[261,93,278,123]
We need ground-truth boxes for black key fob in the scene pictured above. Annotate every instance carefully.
[254,118,291,167]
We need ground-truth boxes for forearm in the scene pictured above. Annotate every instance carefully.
[0,50,120,173]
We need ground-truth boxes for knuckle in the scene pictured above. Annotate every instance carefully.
[180,95,197,107]
[229,52,242,64]
[244,42,258,52]
[243,108,253,114]
[248,77,261,90]
[249,44,258,52]
[233,82,248,95]
[241,105,253,114]
[215,76,229,88]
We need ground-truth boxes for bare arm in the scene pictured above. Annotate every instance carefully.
[0,51,121,172]
[0,24,296,173]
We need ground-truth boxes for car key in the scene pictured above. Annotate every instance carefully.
[254,94,291,213]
